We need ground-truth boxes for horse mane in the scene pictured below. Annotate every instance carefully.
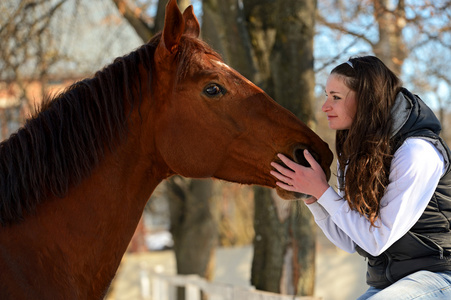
[0,36,165,226]
[0,30,221,226]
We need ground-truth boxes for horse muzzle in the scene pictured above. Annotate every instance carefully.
[274,143,330,201]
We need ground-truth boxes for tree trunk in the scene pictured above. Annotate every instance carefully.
[245,0,318,295]
[167,177,217,300]
[252,189,316,294]
[372,0,407,76]
[202,0,256,80]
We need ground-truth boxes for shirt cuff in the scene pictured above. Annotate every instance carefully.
[317,186,346,216]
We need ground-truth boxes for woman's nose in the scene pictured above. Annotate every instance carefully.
[322,100,331,112]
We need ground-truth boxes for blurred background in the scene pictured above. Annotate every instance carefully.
[1,1,451,299]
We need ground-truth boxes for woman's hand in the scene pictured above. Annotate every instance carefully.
[270,150,330,201]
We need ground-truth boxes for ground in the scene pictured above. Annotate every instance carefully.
[107,228,368,300]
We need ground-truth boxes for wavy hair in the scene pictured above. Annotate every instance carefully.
[333,56,403,226]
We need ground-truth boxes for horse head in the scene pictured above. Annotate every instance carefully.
[147,0,333,200]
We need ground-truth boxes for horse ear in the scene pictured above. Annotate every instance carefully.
[182,5,200,38]
[161,0,184,54]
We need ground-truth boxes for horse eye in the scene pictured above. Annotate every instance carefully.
[203,83,225,97]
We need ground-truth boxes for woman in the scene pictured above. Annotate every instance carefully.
[271,56,451,299]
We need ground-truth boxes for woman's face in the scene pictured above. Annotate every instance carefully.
[322,73,357,130]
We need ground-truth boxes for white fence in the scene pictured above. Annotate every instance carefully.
[151,273,322,300]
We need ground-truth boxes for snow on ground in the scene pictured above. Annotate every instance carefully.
[108,228,368,300]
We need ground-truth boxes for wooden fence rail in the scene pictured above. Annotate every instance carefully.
[151,273,322,300]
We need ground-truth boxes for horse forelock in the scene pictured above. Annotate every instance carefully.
[0,36,161,226]
[175,36,222,84]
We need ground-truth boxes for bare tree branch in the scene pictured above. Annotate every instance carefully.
[111,0,154,42]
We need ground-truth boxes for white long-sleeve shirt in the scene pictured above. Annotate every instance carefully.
[306,138,446,257]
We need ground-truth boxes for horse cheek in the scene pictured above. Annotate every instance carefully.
[155,124,220,178]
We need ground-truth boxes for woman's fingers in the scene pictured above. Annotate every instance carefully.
[303,150,321,170]
[270,163,295,188]
[270,151,329,200]
[270,170,288,182]
[270,161,295,178]
[275,181,297,191]
[277,154,298,170]
[270,156,301,189]
[277,151,320,171]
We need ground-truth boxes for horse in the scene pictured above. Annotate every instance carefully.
[0,0,332,298]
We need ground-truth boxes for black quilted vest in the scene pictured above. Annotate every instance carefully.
[355,88,451,289]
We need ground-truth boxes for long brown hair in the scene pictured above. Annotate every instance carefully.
[333,56,403,226]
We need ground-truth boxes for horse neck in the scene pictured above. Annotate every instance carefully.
[0,123,167,298]
[57,132,165,294]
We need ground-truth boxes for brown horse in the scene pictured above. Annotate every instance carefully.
[0,0,332,299]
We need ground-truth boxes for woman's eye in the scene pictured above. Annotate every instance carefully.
[203,83,226,97]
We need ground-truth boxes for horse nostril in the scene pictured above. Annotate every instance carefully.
[293,147,309,167]
[293,146,320,168]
